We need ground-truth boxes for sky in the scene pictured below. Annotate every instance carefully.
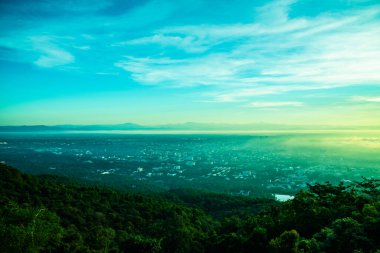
[0,0,380,126]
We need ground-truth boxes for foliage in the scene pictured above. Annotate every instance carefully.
[0,164,379,252]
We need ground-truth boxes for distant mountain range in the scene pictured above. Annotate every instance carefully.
[0,122,379,132]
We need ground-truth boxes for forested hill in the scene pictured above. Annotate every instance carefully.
[1,164,379,253]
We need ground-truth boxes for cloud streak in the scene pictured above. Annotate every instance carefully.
[115,55,256,87]
[115,0,380,104]
[352,96,380,103]
[249,101,303,108]
[31,36,75,68]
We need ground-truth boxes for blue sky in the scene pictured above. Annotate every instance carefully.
[1,0,380,126]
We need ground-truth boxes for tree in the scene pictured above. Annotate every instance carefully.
[314,218,372,253]
[87,226,116,252]
[269,229,300,253]
[0,202,63,253]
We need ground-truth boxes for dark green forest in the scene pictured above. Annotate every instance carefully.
[0,163,379,253]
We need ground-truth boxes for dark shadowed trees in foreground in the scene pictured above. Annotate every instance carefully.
[0,163,379,252]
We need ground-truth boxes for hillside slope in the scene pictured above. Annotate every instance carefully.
[0,163,379,252]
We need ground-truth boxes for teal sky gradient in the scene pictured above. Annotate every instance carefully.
[1,0,380,126]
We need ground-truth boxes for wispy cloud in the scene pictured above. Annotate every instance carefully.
[95,72,120,76]
[115,55,256,87]
[74,45,91,50]
[249,101,303,108]
[210,84,343,103]
[352,96,380,102]
[31,36,74,68]
[115,0,380,103]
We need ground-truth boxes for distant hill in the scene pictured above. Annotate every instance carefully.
[0,123,149,132]
[1,122,379,132]
[0,125,64,132]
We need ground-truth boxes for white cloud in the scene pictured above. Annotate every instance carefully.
[117,34,209,53]
[210,84,342,103]
[74,45,91,50]
[115,0,380,102]
[32,36,74,68]
[256,0,297,25]
[249,101,303,107]
[116,55,256,87]
[352,96,380,102]
[34,49,74,68]
[95,72,120,76]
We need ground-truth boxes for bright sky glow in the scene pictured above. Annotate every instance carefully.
[1,0,380,126]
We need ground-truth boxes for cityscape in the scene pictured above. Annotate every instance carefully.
[1,133,378,198]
